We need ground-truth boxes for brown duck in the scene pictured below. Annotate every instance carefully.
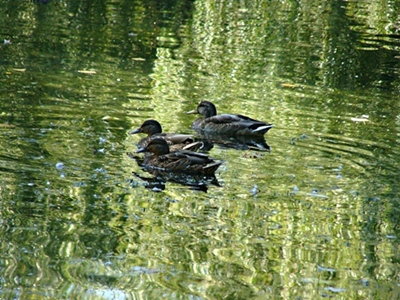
[136,138,223,175]
[187,101,273,136]
[130,119,212,152]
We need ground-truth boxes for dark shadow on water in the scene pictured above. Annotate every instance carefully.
[131,171,220,192]
[196,133,271,152]
[31,0,51,4]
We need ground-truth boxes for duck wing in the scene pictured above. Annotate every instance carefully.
[138,133,195,149]
[164,134,195,144]
[168,150,213,164]
[205,113,265,124]
[204,114,273,134]
[177,151,223,173]
[203,114,244,124]
[160,151,222,174]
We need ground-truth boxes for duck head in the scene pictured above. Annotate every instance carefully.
[187,101,217,118]
[136,138,170,155]
[130,119,162,136]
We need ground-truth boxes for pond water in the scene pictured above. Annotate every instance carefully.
[1,0,399,299]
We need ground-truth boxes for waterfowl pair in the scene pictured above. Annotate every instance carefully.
[187,101,273,136]
[136,138,222,175]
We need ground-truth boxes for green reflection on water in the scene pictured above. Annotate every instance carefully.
[0,0,399,299]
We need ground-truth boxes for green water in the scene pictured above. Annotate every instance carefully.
[1,0,399,299]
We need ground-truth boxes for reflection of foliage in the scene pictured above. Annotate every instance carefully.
[2,0,398,91]
[188,0,399,91]
[1,0,195,71]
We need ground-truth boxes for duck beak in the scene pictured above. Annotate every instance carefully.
[186,109,198,114]
[130,128,141,134]
[136,146,147,153]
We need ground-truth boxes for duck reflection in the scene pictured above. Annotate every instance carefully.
[31,0,51,4]
[131,169,220,192]
[195,132,271,151]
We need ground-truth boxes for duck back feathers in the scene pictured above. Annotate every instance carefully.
[136,138,222,175]
[188,101,273,136]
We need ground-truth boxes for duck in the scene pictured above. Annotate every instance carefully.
[130,119,212,152]
[136,138,223,175]
[187,101,273,136]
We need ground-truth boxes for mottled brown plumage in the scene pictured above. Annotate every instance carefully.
[187,101,273,136]
[130,119,211,152]
[136,138,222,175]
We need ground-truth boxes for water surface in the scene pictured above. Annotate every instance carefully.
[0,0,399,299]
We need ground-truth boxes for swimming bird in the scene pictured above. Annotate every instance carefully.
[187,101,273,136]
[130,119,212,152]
[136,138,222,175]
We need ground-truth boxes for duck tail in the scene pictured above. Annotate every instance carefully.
[203,161,223,173]
[252,124,274,134]
[182,141,203,151]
